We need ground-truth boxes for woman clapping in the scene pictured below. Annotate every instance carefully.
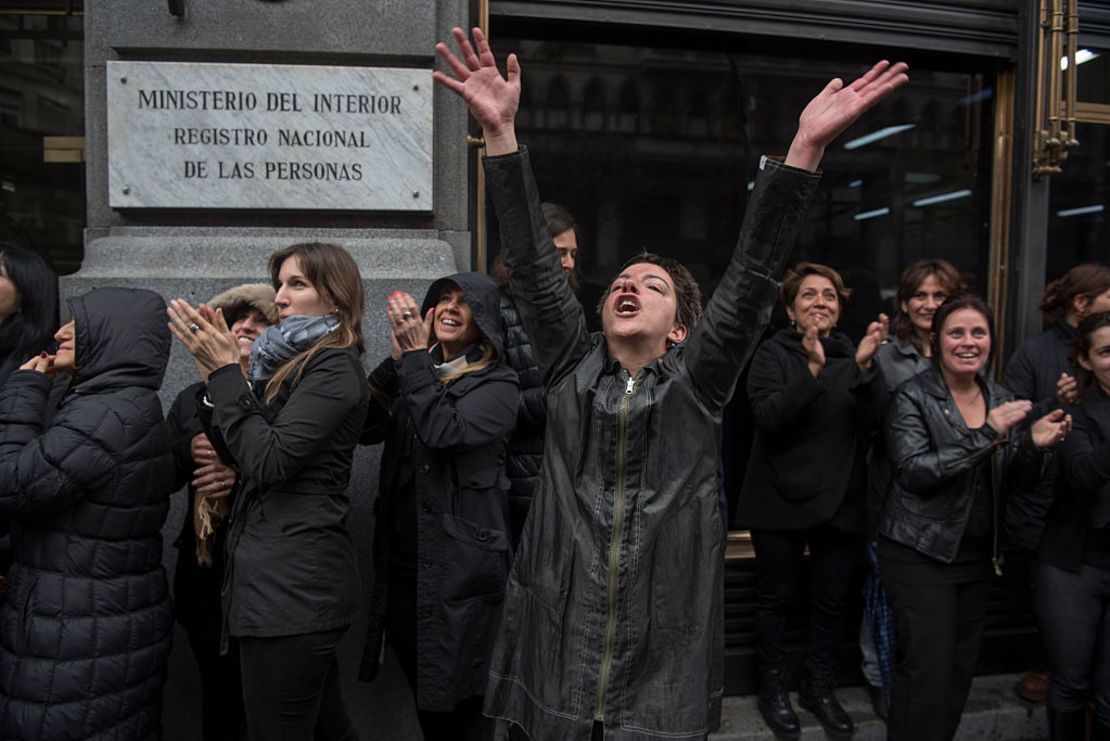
[360,273,519,741]
[169,242,367,740]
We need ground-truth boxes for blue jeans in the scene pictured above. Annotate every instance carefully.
[1034,561,1110,724]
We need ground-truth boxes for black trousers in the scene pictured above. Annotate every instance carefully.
[750,524,861,682]
[238,626,358,741]
[1035,561,1110,724]
[387,583,494,741]
[880,538,991,741]
[182,619,245,741]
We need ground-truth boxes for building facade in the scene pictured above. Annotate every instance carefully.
[1,0,1108,734]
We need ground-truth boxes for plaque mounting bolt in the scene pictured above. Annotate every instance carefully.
[413,84,419,91]
[120,77,127,84]
[122,186,131,195]
[412,191,420,199]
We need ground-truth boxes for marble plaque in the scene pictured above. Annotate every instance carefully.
[107,61,433,210]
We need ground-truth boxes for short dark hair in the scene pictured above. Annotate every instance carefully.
[780,262,851,308]
[542,202,579,246]
[929,294,995,369]
[598,251,703,331]
[1073,310,1110,393]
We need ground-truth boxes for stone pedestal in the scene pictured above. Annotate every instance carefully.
[80,3,470,735]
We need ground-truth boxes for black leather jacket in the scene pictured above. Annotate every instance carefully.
[880,366,1045,566]
[481,148,818,741]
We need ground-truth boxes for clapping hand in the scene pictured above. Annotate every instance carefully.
[856,313,890,373]
[1056,372,1079,405]
[985,400,1033,437]
[168,299,240,382]
[803,325,826,377]
[1031,409,1073,450]
[387,291,433,358]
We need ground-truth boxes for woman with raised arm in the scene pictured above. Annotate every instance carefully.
[434,27,907,741]
[879,296,1071,741]
[738,262,888,739]
[168,242,367,741]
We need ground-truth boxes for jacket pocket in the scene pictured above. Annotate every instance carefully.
[440,514,510,603]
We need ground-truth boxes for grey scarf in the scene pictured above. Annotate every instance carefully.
[248,313,340,384]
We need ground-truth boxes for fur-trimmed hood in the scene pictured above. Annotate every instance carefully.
[208,283,278,326]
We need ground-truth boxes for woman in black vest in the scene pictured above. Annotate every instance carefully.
[359,272,519,741]
[1035,310,1110,740]
[169,242,368,740]
[738,262,887,739]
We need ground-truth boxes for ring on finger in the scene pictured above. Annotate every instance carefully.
[187,322,200,334]
[400,310,413,320]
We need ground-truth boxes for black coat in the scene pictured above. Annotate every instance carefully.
[880,366,1044,565]
[499,292,545,546]
[206,344,368,643]
[1002,321,1074,550]
[358,271,520,712]
[1038,387,1110,571]
[0,287,174,741]
[164,382,238,637]
[737,328,867,532]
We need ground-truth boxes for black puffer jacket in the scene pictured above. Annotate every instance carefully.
[880,366,1044,565]
[206,341,368,645]
[0,287,174,741]
[737,328,867,532]
[499,292,545,546]
[1002,321,1074,550]
[359,272,520,712]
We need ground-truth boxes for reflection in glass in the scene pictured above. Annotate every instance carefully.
[1047,123,1109,278]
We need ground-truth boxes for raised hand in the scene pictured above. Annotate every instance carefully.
[985,399,1033,437]
[803,325,826,377]
[785,60,910,171]
[856,313,890,372]
[433,27,521,156]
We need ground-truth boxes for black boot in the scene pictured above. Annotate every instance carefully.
[798,677,854,739]
[758,664,801,740]
[1046,707,1087,741]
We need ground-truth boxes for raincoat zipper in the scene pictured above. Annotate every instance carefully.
[594,369,637,722]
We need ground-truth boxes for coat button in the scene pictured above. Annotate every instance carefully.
[478,529,490,541]
[421,503,432,513]
[419,464,430,474]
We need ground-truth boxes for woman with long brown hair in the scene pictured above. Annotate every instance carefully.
[169,242,368,740]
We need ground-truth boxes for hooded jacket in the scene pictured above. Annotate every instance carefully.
[358,271,520,712]
[480,149,818,741]
[0,287,174,741]
[737,328,867,532]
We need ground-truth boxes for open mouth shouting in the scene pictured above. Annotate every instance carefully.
[613,294,641,318]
